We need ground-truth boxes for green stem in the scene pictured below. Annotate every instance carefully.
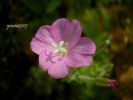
[78,75,111,87]
[94,39,110,56]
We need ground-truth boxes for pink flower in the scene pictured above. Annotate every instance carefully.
[30,18,96,79]
[108,80,116,87]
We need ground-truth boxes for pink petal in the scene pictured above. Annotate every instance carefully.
[48,58,70,79]
[72,37,96,54]
[39,50,70,79]
[35,25,56,47]
[30,37,46,54]
[30,25,57,54]
[35,25,51,41]
[50,26,62,43]
[39,50,60,71]
[51,18,82,48]
[66,53,93,67]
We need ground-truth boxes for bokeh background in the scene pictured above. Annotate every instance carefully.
[0,0,133,100]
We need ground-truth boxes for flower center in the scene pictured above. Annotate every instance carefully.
[53,41,68,56]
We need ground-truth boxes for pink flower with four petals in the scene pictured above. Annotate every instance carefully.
[30,18,96,79]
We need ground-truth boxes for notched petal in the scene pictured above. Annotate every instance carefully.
[48,59,70,79]
[73,37,96,54]
[52,18,82,48]
[66,53,93,67]
[30,37,45,54]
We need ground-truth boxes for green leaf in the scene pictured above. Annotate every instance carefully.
[46,0,62,13]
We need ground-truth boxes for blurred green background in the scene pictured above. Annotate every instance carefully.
[0,0,133,100]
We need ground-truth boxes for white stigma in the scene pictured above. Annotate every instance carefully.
[53,41,68,56]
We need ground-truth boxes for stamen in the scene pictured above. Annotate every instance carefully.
[59,41,65,46]
[53,41,68,56]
